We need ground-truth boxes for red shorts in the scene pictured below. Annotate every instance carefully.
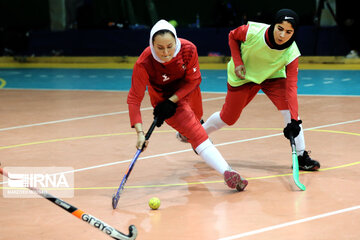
[165,87,207,149]
[220,78,288,125]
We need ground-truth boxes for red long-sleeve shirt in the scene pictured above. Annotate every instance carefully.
[127,38,201,127]
[228,24,299,119]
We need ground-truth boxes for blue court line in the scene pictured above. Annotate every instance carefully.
[0,68,359,96]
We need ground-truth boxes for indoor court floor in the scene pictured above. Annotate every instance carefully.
[0,64,359,239]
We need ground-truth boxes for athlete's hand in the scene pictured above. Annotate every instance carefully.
[136,131,148,151]
[153,99,177,127]
[283,119,302,139]
[235,65,246,79]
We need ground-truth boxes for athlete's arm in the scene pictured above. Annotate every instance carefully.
[173,44,201,100]
[228,24,249,67]
[285,57,299,120]
[127,63,148,127]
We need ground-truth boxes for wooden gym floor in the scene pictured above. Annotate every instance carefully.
[1,87,359,239]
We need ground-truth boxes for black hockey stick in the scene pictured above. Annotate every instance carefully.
[289,135,306,191]
[0,167,137,240]
[112,117,158,209]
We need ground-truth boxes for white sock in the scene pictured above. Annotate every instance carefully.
[196,139,230,174]
[280,110,305,156]
[202,111,227,135]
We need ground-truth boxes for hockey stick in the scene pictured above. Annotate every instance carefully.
[112,117,158,209]
[289,135,306,191]
[0,167,137,240]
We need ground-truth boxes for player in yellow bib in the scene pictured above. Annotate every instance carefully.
[202,9,320,172]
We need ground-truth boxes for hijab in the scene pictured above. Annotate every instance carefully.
[268,9,299,50]
[149,19,181,63]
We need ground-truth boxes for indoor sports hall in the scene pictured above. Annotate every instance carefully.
[0,57,359,239]
[1,1,360,239]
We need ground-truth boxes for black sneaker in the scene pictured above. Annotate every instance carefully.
[297,151,320,171]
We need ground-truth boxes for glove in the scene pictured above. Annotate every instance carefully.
[283,119,302,139]
[153,99,177,127]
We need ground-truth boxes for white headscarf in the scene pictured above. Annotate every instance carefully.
[149,19,181,63]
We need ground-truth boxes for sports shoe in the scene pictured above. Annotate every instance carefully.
[175,119,205,144]
[176,132,189,143]
[224,169,248,191]
[297,151,320,171]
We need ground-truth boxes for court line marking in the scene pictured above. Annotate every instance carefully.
[1,120,359,151]
[0,131,139,150]
[1,93,359,132]
[0,109,149,132]
[0,119,359,185]
[0,96,225,132]
[218,205,360,240]
[2,161,358,190]
[1,126,359,150]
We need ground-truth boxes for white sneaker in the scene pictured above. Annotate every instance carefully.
[176,132,188,143]
[176,119,204,143]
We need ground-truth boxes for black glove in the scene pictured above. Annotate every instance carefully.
[153,99,177,127]
[283,119,302,139]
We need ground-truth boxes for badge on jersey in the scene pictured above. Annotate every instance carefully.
[162,74,170,82]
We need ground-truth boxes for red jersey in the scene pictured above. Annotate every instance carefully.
[127,38,201,127]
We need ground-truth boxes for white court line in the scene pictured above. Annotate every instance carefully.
[201,119,360,150]
[1,118,359,185]
[4,93,358,132]
[0,110,140,132]
[218,205,360,240]
[0,96,225,132]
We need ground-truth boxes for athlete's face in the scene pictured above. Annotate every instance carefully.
[153,32,176,62]
[273,21,294,45]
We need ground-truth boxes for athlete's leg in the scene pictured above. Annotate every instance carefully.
[176,87,203,143]
[195,139,248,191]
[202,111,227,135]
[166,101,248,190]
[262,79,320,170]
[280,110,305,155]
[166,101,207,149]
[203,83,260,135]
[187,87,203,121]
[261,78,305,154]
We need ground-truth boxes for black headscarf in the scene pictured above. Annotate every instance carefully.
[268,9,299,50]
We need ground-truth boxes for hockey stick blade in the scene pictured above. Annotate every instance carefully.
[289,136,306,191]
[112,194,119,210]
[0,167,138,240]
[112,178,127,209]
[112,118,158,209]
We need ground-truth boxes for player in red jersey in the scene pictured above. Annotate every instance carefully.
[202,9,320,171]
[127,19,248,191]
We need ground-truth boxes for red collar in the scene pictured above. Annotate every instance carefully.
[265,28,274,48]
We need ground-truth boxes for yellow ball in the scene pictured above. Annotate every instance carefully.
[148,197,160,210]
